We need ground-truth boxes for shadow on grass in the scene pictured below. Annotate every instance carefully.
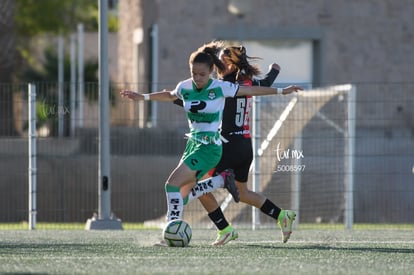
[0,243,117,255]
[245,244,414,254]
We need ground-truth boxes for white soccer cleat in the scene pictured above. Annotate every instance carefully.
[212,225,238,246]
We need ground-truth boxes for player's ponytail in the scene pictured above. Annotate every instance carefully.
[189,41,225,73]
[221,45,261,81]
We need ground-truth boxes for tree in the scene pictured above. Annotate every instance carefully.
[21,47,100,136]
[15,0,99,36]
[0,0,118,136]
[0,0,16,135]
[14,0,118,81]
[15,0,118,36]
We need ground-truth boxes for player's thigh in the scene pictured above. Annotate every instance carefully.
[167,161,197,187]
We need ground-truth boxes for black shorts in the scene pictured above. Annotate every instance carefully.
[213,137,253,183]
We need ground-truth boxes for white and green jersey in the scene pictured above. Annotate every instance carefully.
[172,78,239,138]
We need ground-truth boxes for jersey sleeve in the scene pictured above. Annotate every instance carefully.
[171,81,184,100]
[220,80,239,98]
[253,67,280,87]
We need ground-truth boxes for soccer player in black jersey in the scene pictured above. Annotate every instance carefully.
[187,45,297,245]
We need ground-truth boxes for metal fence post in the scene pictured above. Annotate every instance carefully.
[252,96,261,229]
[345,85,356,229]
[28,83,37,230]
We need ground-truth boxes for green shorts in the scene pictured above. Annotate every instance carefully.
[182,134,222,180]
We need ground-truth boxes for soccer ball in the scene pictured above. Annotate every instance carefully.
[163,219,192,247]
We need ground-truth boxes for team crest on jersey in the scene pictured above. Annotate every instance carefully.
[182,92,190,99]
[208,90,216,100]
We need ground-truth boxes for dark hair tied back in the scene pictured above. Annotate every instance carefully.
[189,40,225,73]
[239,46,246,54]
[219,45,261,80]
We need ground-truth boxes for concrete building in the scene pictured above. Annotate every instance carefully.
[116,0,414,130]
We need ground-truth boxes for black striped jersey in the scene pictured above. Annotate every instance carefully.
[221,68,279,141]
[221,79,253,140]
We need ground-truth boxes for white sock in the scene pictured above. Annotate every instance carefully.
[165,183,184,221]
[186,174,224,204]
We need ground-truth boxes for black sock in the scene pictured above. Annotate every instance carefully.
[260,199,282,220]
[208,207,229,231]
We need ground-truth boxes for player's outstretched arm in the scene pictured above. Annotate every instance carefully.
[119,89,177,102]
[254,63,280,87]
[237,85,303,97]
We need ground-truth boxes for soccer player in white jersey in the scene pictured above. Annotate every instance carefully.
[188,46,297,245]
[120,41,303,241]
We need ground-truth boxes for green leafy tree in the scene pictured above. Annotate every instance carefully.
[22,47,98,83]
[9,0,118,136]
[15,0,118,77]
[15,0,118,36]
[16,0,99,36]
[21,46,100,136]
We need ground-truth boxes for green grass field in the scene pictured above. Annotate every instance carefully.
[0,227,413,274]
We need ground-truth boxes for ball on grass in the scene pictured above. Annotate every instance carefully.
[163,219,192,247]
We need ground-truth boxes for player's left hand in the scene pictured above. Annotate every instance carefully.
[120,90,138,99]
[282,85,303,95]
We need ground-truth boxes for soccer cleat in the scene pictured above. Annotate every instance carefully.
[277,209,296,243]
[221,169,240,203]
[212,225,239,246]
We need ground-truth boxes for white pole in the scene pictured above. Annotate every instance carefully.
[98,0,111,220]
[252,96,261,229]
[28,83,37,230]
[150,24,159,127]
[345,85,356,229]
[133,29,144,128]
[58,35,64,137]
[85,0,122,230]
[291,134,302,228]
[77,23,84,128]
[70,34,77,136]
